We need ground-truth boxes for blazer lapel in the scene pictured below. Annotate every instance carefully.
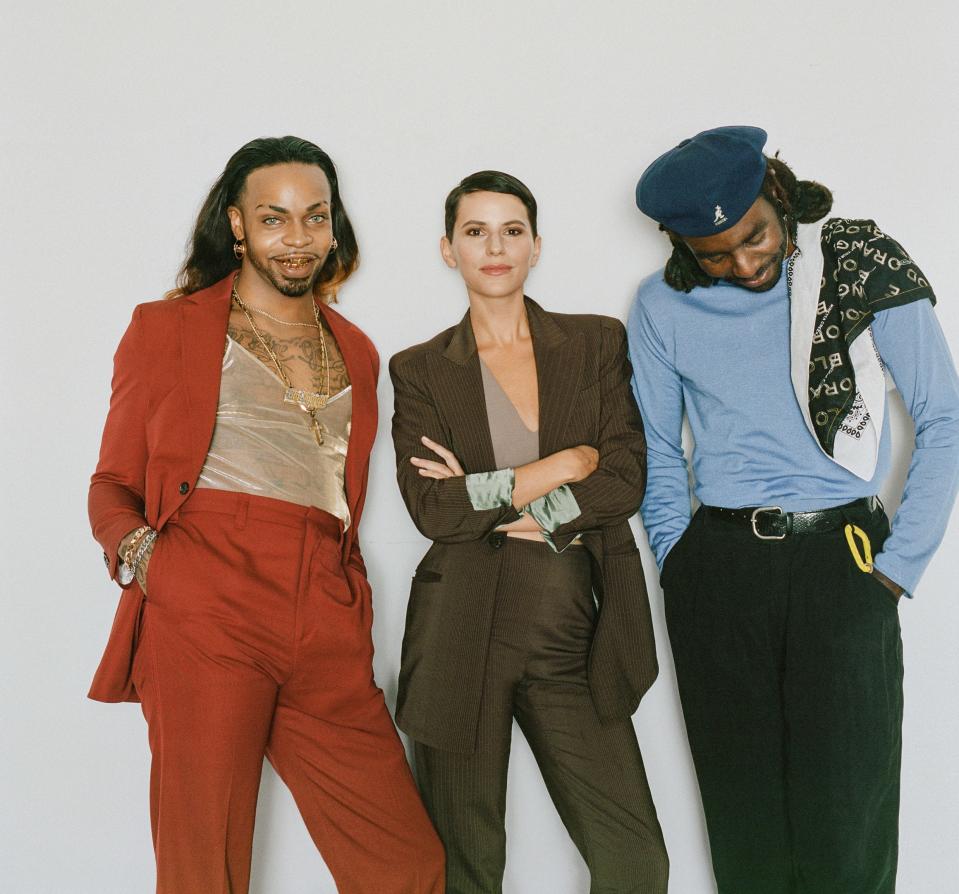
[181,276,233,466]
[317,301,377,539]
[432,310,497,473]
[526,298,583,457]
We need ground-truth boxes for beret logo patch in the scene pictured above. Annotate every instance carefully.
[714,205,728,226]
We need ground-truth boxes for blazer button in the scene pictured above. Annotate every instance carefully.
[487,532,505,550]
[178,482,190,495]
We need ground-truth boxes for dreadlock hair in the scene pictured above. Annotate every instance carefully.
[662,153,833,292]
[171,136,359,302]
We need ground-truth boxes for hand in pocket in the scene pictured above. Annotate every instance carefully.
[137,539,157,595]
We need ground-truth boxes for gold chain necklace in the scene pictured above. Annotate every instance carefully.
[231,282,331,446]
[246,303,320,329]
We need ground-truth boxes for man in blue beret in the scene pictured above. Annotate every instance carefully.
[627,126,959,893]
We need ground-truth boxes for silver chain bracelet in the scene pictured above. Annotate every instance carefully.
[130,529,158,578]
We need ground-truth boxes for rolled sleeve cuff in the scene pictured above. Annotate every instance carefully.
[525,484,582,533]
[465,468,515,510]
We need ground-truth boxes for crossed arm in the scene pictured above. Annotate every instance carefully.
[390,320,646,546]
[412,435,597,535]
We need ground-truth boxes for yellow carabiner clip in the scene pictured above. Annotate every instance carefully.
[844,523,873,573]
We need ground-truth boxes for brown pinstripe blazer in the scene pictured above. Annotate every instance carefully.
[389,297,658,754]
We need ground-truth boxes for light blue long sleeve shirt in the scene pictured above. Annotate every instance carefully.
[627,264,959,596]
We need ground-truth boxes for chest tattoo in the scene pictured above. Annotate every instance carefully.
[228,320,351,395]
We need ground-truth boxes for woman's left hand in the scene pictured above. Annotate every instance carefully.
[410,436,465,479]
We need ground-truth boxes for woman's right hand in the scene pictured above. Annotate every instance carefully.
[511,445,600,508]
[557,445,599,483]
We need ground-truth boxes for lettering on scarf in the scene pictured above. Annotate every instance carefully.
[804,219,935,455]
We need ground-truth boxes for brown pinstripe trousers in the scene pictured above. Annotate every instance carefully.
[412,537,668,894]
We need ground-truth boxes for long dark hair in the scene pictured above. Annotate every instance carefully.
[173,136,359,301]
[662,154,833,292]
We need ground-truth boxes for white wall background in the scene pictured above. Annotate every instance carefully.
[2,2,957,891]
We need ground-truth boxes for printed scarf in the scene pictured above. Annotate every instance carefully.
[789,218,935,480]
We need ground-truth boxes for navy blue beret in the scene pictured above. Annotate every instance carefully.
[635,126,768,237]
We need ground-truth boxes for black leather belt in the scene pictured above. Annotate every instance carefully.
[703,497,878,540]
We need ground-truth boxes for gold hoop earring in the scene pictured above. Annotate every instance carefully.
[233,240,246,260]
[330,237,338,252]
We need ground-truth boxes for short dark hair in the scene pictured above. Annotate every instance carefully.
[174,136,359,301]
[444,170,538,240]
[661,154,833,292]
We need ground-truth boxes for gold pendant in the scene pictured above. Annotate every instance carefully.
[284,387,328,412]
[311,418,324,446]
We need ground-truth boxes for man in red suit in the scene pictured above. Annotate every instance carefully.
[88,136,444,894]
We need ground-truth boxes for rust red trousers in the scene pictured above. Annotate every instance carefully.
[131,489,444,893]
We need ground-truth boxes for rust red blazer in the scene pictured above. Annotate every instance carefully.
[88,274,379,703]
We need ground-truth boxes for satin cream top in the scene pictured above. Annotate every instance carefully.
[196,337,352,527]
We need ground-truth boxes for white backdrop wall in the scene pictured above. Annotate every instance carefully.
[2,2,957,892]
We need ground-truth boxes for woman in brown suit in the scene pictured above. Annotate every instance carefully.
[389,171,669,892]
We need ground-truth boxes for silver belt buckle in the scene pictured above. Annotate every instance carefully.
[751,506,786,540]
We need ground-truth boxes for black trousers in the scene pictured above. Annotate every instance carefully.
[413,537,668,894]
[663,502,903,894]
